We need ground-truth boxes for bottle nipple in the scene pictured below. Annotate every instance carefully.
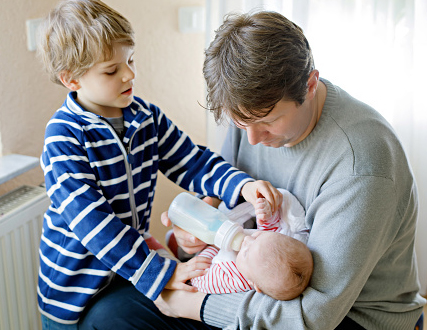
[230,231,246,251]
[214,220,246,251]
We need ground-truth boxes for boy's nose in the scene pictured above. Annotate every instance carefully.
[122,66,135,82]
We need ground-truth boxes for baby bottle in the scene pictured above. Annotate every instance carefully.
[168,192,246,251]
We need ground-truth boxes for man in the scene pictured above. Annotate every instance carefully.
[156,11,426,330]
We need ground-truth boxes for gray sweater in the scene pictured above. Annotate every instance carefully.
[202,79,426,329]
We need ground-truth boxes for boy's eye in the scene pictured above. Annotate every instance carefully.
[105,70,117,75]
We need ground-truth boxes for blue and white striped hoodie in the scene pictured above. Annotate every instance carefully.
[38,92,253,324]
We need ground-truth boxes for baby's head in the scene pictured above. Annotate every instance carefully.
[236,231,313,300]
[37,0,134,85]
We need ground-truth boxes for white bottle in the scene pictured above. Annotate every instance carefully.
[168,192,246,251]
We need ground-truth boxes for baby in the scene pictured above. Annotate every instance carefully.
[191,189,313,300]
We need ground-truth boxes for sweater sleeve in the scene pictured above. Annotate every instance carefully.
[153,107,253,208]
[42,118,176,301]
[202,175,421,329]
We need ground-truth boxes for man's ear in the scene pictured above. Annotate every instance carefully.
[59,71,81,91]
[306,69,320,101]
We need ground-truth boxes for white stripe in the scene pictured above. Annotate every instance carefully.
[201,156,226,195]
[39,251,110,276]
[146,258,171,299]
[98,173,127,187]
[111,236,144,272]
[83,123,110,130]
[135,201,149,214]
[45,213,78,239]
[84,139,117,148]
[41,234,92,259]
[220,171,240,197]
[47,118,83,131]
[164,145,198,178]
[45,135,80,147]
[114,210,132,218]
[69,195,106,230]
[157,110,164,125]
[133,175,155,195]
[213,167,233,197]
[162,132,187,160]
[132,136,157,154]
[131,156,156,175]
[81,214,115,246]
[230,177,253,206]
[107,192,130,203]
[131,155,158,175]
[43,155,89,175]
[38,268,98,294]
[55,185,91,217]
[130,250,156,285]
[46,172,96,197]
[158,123,175,148]
[37,286,85,313]
[90,154,123,167]
[96,226,131,260]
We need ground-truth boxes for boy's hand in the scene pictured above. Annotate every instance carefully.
[164,256,212,292]
[241,181,283,214]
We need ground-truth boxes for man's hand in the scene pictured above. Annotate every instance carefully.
[155,289,206,320]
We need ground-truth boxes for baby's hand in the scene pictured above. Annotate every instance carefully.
[241,180,283,214]
[255,197,273,224]
[164,256,211,292]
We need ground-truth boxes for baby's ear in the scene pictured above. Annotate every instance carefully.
[58,71,80,91]
[253,283,263,293]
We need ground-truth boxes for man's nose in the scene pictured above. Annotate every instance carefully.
[245,125,264,145]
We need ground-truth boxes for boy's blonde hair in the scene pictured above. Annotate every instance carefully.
[37,0,134,85]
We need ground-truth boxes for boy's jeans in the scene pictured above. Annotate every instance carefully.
[41,314,78,330]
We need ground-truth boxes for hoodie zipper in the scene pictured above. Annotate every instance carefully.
[101,119,139,229]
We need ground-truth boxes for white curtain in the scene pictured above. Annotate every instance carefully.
[205,0,427,295]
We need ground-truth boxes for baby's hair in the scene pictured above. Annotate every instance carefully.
[256,234,313,301]
[37,0,134,85]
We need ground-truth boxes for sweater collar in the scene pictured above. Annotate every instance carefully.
[65,91,152,121]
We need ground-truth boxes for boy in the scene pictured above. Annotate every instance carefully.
[36,0,282,327]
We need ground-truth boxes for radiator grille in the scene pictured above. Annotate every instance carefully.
[0,185,46,216]
[0,185,50,330]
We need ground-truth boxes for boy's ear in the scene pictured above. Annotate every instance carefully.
[59,71,81,91]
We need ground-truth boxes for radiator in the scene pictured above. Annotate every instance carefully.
[0,185,50,330]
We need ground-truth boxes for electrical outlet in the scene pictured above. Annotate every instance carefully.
[26,18,44,52]
[178,7,205,33]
